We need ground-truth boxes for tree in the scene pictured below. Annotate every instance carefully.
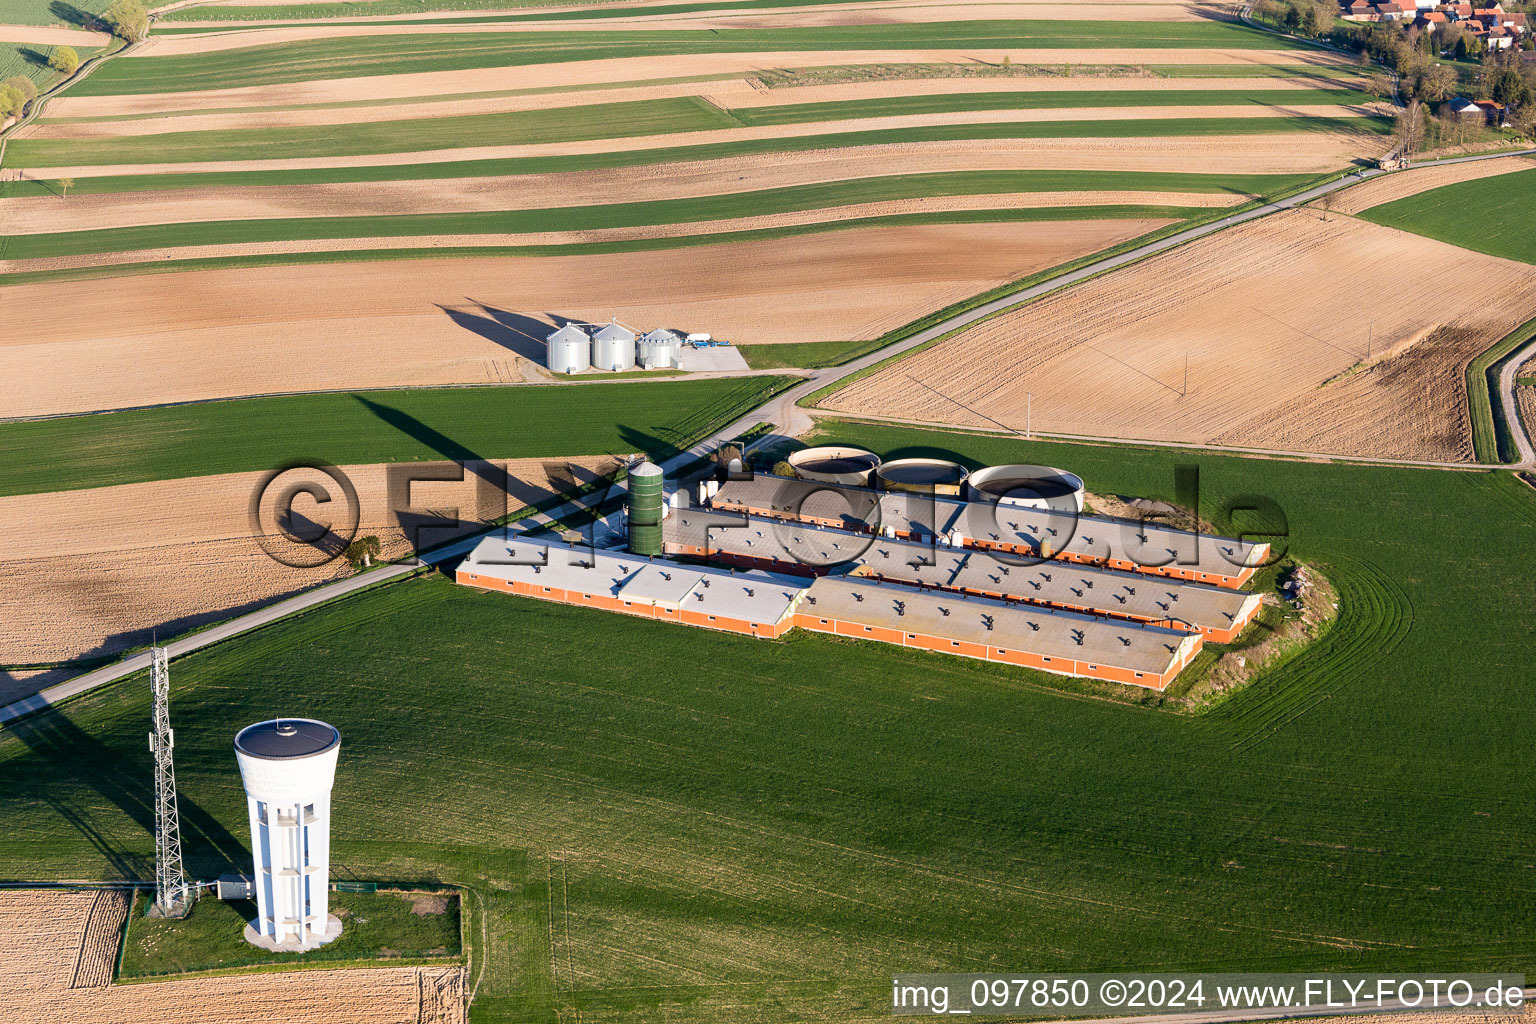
[1509,102,1536,136]
[772,460,796,477]
[1000,54,1012,69]
[1305,0,1332,36]
[56,177,75,197]
[1366,72,1396,98]
[5,76,37,104]
[1455,34,1471,60]
[1394,98,1427,153]
[343,535,381,569]
[100,0,148,42]
[0,84,24,119]
[49,44,79,75]
[1417,63,1457,102]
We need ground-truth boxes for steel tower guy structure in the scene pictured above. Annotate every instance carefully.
[150,646,192,917]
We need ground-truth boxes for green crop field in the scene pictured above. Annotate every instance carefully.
[0,117,1382,190]
[729,87,1375,126]
[67,21,1299,96]
[5,95,739,167]
[3,427,1534,1024]
[4,200,1212,262]
[158,0,875,25]
[6,89,1373,168]
[0,42,100,86]
[0,206,1209,286]
[1358,166,1536,265]
[0,375,797,497]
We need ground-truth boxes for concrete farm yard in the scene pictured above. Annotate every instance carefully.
[4,0,1536,1019]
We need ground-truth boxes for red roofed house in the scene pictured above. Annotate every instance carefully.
[1474,99,1508,123]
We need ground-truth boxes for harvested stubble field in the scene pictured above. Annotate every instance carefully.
[822,210,1536,461]
[1330,154,1536,216]
[0,222,1153,415]
[0,890,466,1024]
[0,456,619,667]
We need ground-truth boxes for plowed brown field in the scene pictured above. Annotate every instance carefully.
[822,210,1536,461]
[0,890,468,1023]
[1,221,1163,416]
[133,5,1224,55]
[22,128,1381,181]
[0,457,620,667]
[70,890,130,990]
[46,48,1345,118]
[1331,155,1536,215]
[2,154,1237,232]
[25,73,1351,138]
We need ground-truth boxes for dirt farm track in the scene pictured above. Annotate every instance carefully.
[0,889,465,1024]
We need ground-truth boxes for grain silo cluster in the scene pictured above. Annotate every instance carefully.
[544,319,686,373]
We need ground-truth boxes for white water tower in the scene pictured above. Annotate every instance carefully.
[233,718,343,950]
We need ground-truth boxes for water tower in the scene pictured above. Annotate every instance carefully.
[233,718,343,950]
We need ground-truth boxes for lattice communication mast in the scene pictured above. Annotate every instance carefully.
[149,646,193,918]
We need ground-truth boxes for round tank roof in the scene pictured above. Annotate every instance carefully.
[968,464,1083,500]
[790,448,879,474]
[631,461,664,478]
[235,719,340,761]
[876,458,968,486]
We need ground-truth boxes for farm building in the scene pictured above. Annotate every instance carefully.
[799,576,1201,689]
[456,535,1204,688]
[458,537,805,638]
[665,507,1262,643]
[707,474,1268,589]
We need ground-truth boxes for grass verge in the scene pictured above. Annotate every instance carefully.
[119,888,462,979]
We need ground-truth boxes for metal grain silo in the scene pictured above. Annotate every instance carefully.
[967,464,1085,513]
[627,461,664,555]
[546,324,591,375]
[786,445,881,486]
[592,321,637,372]
[875,458,969,497]
[637,329,683,370]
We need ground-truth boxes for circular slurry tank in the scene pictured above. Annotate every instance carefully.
[967,464,1085,513]
[787,445,881,486]
[875,458,969,497]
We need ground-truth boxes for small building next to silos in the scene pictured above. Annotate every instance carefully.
[967,465,1085,513]
[787,446,881,486]
[592,321,637,372]
[234,719,343,950]
[637,329,683,370]
[546,324,592,375]
[875,458,969,497]
[627,461,665,555]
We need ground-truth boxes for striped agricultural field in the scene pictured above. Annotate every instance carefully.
[0,0,1392,419]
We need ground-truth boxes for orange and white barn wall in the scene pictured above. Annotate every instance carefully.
[455,569,792,639]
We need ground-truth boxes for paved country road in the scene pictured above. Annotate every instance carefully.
[6,151,1536,727]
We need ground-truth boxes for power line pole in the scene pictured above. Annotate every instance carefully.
[149,646,192,918]
[1026,391,1033,439]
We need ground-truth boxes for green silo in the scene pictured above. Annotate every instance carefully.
[627,461,665,556]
